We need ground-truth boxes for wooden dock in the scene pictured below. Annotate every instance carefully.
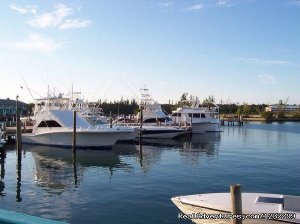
[221,117,244,126]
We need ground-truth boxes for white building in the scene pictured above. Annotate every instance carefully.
[265,104,300,112]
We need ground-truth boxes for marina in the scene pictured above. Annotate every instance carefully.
[0,121,299,223]
[1,1,299,223]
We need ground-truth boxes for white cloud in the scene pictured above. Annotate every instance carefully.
[185,4,204,11]
[59,19,91,29]
[158,2,174,7]
[10,3,91,30]
[258,73,277,84]
[235,57,292,65]
[289,0,300,6]
[216,0,232,7]
[9,4,37,14]
[216,0,255,8]
[12,33,64,54]
[27,3,73,28]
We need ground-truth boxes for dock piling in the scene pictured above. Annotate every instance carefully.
[109,111,112,128]
[230,184,243,224]
[16,96,22,153]
[72,110,76,157]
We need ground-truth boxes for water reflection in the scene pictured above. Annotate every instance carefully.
[178,132,221,154]
[19,134,221,193]
[30,143,138,192]
[0,159,4,197]
[137,133,221,169]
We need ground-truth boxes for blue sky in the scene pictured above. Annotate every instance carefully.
[0,0,299,104]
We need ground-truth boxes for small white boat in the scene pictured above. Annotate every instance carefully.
[0,131,6,148]
[0,139,5,148]
[172,193,300,223]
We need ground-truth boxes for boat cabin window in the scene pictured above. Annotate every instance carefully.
[144,117,171,123]
[193,114,200,118]
[38,120,62,127]
[201,114,206,118]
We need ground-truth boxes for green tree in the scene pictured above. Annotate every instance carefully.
[242,102,250,117]
[202,95,215,106]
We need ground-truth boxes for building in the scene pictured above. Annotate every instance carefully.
[0,98,28,121]
[265,104,300,112]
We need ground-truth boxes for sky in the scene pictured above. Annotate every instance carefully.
[0,0,299,105]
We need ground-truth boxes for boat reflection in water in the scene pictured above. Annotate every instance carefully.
[29,133,220,190]
[30,143,138,190]
[179,132,221,154]
[137,132,221,170]
[140,132,221,153]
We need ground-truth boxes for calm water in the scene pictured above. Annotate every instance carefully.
[0,122,299,223]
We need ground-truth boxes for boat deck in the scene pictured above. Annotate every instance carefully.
[172,197,296,224]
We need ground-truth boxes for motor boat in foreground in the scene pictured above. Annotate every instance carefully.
[172,192,300,223]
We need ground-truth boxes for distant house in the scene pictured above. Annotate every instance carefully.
[0,98,28,121]
[265,104,300,112]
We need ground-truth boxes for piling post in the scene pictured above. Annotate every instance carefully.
[72,110,76,157]
[109,111,112,128]
[72,111,78,186]
[16,96,22,153]
[230,184,243,224]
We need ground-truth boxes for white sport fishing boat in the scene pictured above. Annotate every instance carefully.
[138,87,174,126]
[172,193,300,224]
[22,99,137,149]
[171,100,221,133]
[137,88,188,138]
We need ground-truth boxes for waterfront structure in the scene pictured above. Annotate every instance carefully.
[265,104,300,112]
[0,98,28,121]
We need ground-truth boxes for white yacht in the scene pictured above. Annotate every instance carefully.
[138,88,174,125]
[172,192,300,224]
[22,100,137,149]
[137,88,188,139]
[171,100,221,133]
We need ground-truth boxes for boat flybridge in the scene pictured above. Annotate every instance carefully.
[71,92,108,125]
[135,88,188,139]
[139,88,174,126]
[22,95,137,149]
[171,100,221,133]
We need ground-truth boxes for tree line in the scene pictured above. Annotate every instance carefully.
[24,93,299,119]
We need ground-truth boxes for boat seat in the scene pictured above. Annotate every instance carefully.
[256,196,284,205]
[283,195,300,212]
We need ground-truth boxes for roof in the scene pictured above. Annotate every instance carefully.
[0,99,28,107]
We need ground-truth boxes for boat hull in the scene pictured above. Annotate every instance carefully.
[191,122,210,134]
[139,126,188,139]
[172,193,300,224]
[22,130,136,149]
[206,121,222,132]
